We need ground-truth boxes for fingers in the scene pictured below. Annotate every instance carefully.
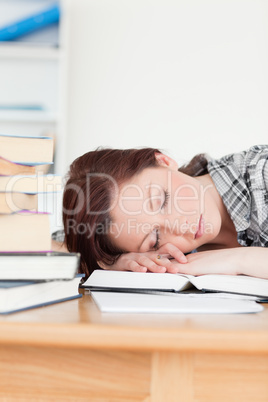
[164,262,186,274]
[136,255,166,273]
[134,250,187,273]
[153,257,186,274]
[99,245,188,274]
[126,260,148,272]
[158,243,188,264]
[112,253,167,273]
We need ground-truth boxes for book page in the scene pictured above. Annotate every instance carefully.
[190,274,268,297]
[83,270,192,292]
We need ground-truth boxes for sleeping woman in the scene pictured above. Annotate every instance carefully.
[53,145,268,280]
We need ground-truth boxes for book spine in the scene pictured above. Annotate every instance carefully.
[0,5,60,42]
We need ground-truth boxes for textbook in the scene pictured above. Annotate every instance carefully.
[0,211,51,252]
[0,275,82,315]
[0,192,37,213]
[0,134,53,164]
[0,252,80,281]
[0,174,62,193]
[83,270,268,299]
[0,156,36,176]
[91,291,263,314]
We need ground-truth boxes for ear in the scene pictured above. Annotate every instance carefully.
[155,152,179,171]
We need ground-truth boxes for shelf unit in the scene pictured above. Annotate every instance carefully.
[0,0,67,175]
[0,0,69,233]
[0,110,58,123]
[0,43,61,60]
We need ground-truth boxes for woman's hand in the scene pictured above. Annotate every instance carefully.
[164,248,242,275]
[99,247,268,279]
[104,248,240,275]
[162,247,268,279]
[98,242,188,273]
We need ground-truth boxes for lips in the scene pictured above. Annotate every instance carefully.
[195,214,204,239]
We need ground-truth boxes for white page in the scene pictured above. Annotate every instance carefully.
[85,270,191,291]
[91,291,263,314]
[190,274,268,297]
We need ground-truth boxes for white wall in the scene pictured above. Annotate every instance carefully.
[62,0,268,173]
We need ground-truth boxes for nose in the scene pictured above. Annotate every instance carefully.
[157,217,190,245]
[161,217,190,234]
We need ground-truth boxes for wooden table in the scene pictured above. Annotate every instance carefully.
[0,291,268,401]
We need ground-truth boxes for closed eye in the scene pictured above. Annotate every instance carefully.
[153,229,160,250]
[162,190,170,209]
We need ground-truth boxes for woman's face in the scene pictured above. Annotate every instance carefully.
[109,156,222,254]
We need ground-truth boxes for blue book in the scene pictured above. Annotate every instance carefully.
[0,4,60,42]
[0,105,44,111]
[0,274,83,314]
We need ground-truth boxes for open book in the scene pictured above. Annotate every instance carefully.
[82,270,268,300]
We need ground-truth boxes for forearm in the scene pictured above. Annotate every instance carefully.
[184,247,268,279]
[237,247,268,279]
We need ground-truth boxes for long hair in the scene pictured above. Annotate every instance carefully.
[62,148,207,278]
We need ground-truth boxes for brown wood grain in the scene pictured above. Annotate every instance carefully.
[0,294,267,401]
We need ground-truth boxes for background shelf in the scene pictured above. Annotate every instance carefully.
[0,109,58,123]
[0,44,61,60]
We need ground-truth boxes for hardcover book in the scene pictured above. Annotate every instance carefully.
[0,192,37,213]
[0,156,37,176]
[0,275,83,315]
[0,251,80,281]
[0,211,51,252]
[0,174,62,193]
[0,134,53,164]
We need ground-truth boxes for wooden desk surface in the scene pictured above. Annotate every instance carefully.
[0,290,267,354]
[0,291,268,401]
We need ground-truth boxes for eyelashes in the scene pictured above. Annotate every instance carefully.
[162,189,170,209]
[153,229,160,250]
[153,189,170,250]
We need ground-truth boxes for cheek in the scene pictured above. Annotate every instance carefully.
[172,184,200,216]
[118,199,144,216]
[170,236,195,254]
[200,210,221,243]
[109,216,150,252]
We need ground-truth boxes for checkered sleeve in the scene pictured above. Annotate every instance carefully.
[207,145,268,247]
[51,229,65,243]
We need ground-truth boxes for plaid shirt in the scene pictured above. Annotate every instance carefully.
[52,228,65,243]
[52,145,268,248]
[206,145,268,247]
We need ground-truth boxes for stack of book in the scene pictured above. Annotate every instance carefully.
[0,133,81,314]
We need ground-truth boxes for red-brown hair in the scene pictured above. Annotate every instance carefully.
[62,147,207,278]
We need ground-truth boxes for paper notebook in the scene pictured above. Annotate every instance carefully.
[91,291,264,314]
